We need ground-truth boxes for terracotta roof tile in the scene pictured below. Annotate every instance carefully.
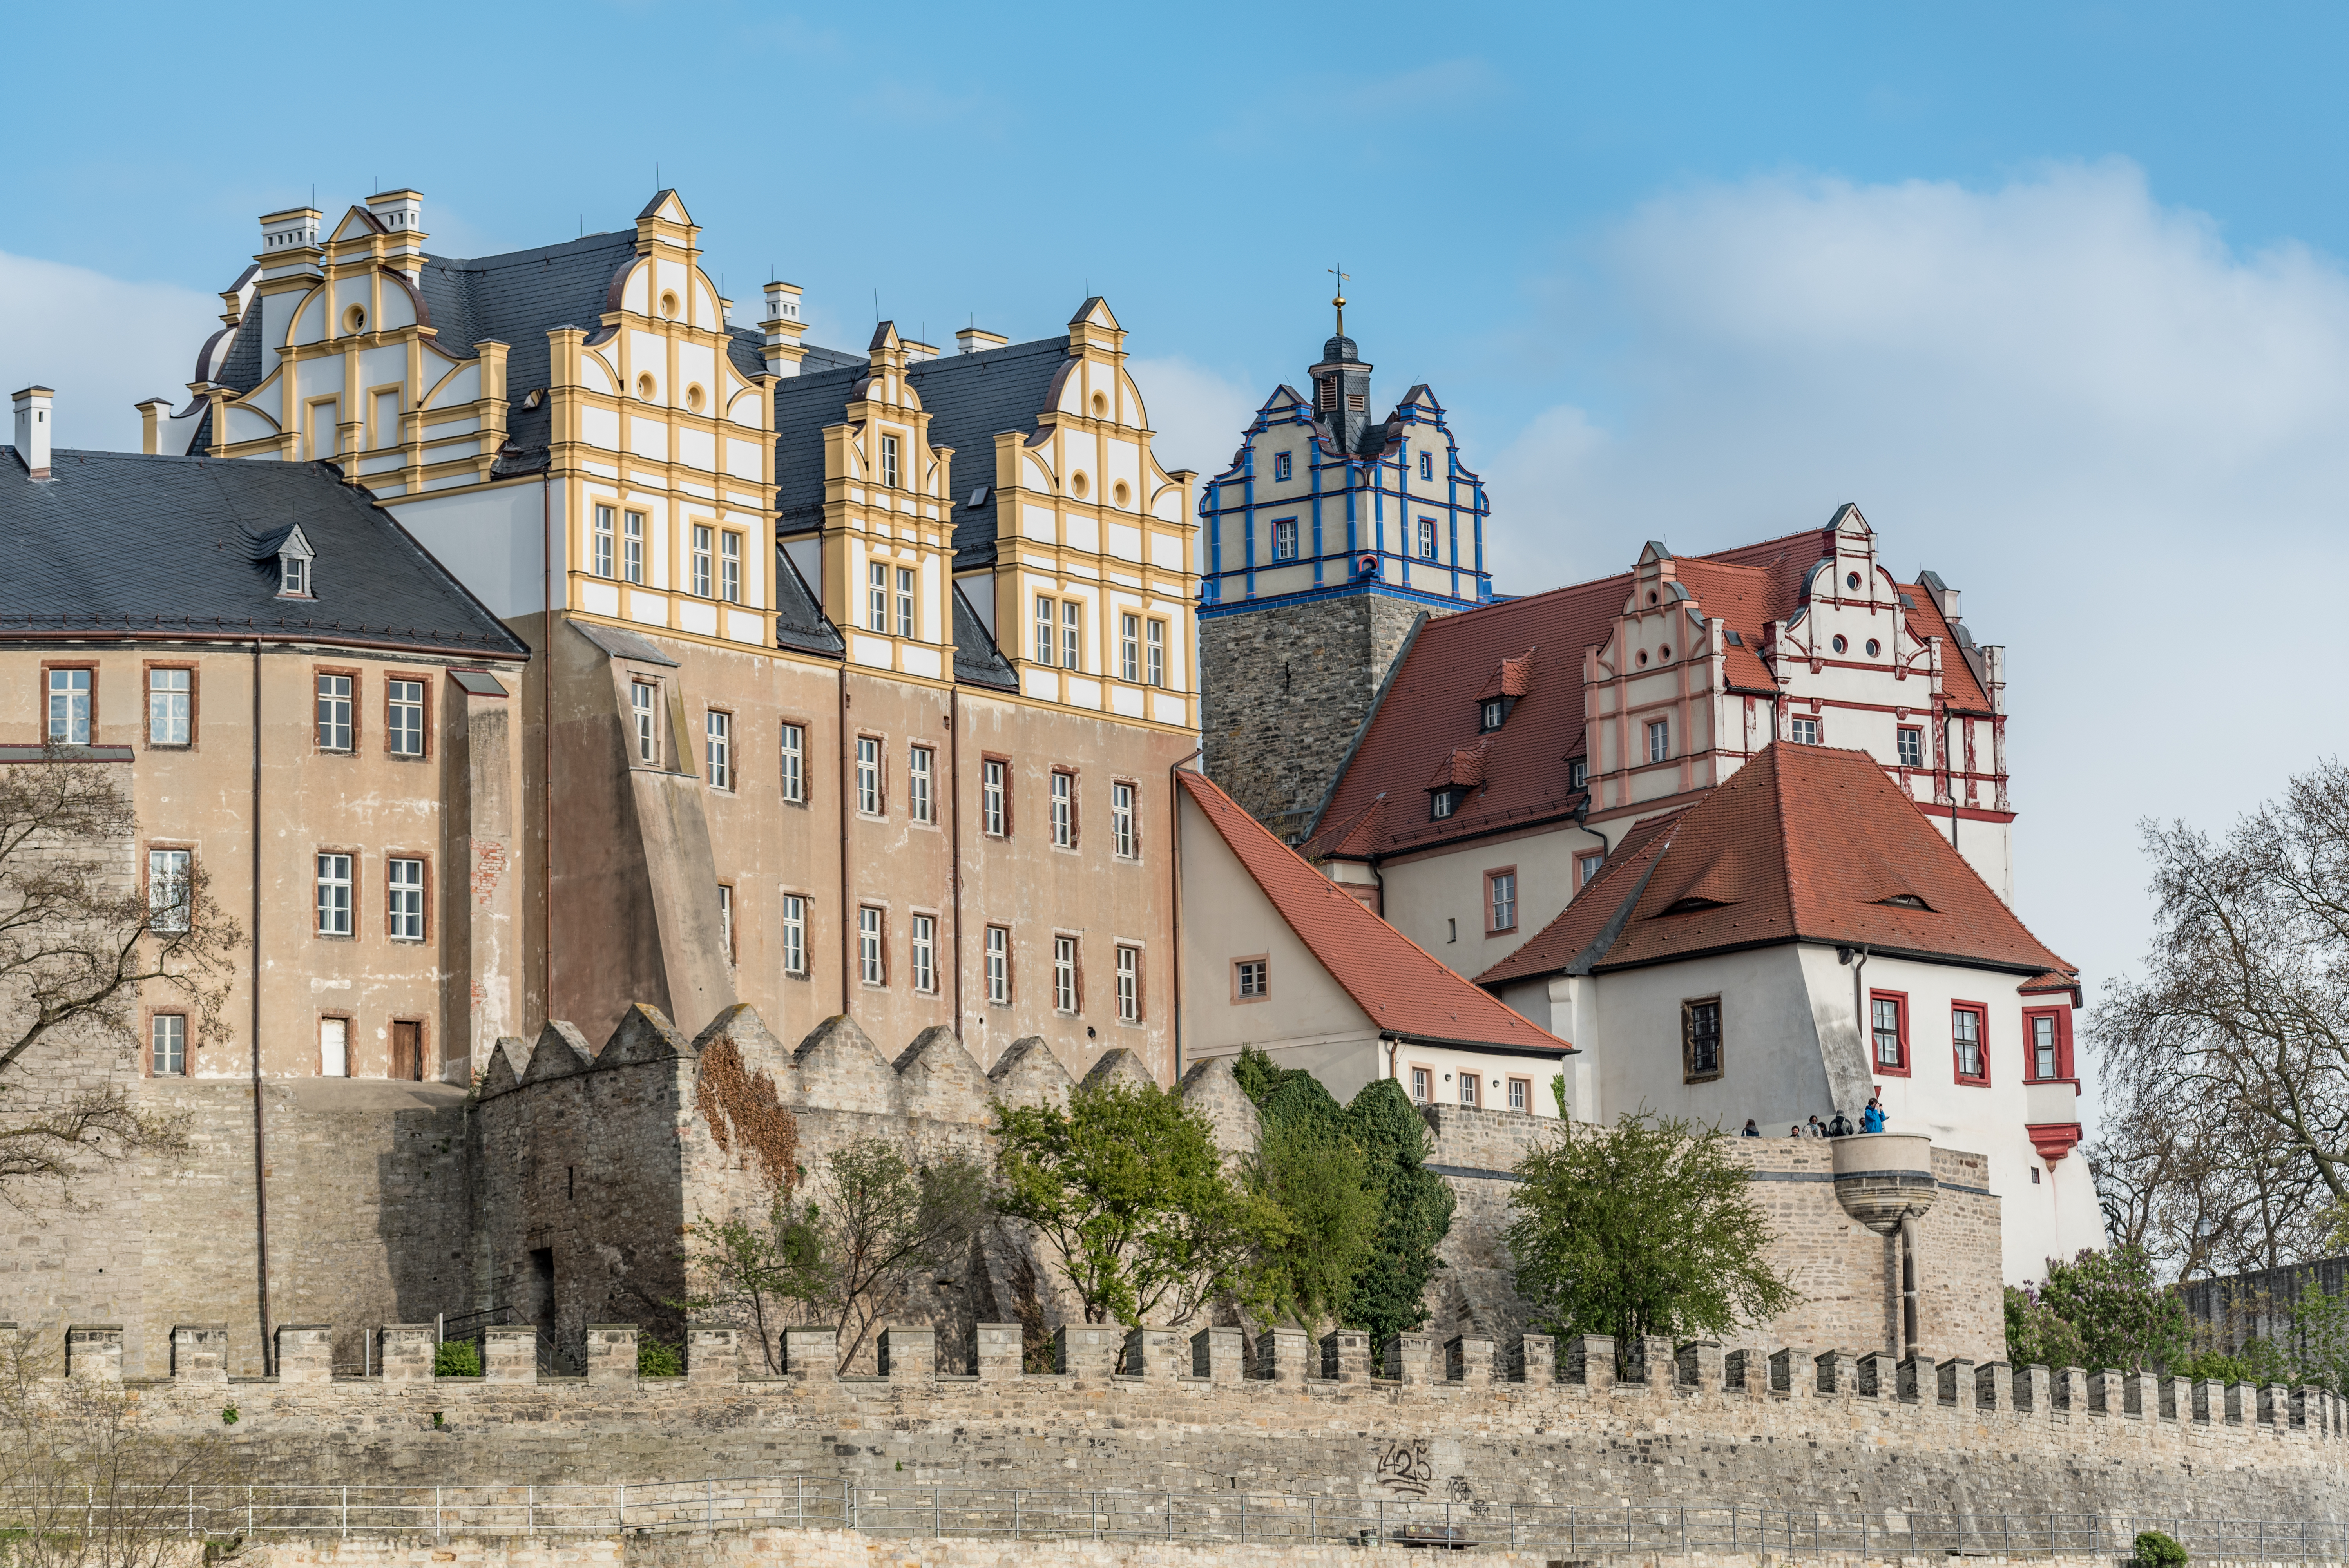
[1476,649,1537,701]
[1425,742,1488,790]
[1895,583,1992,713]
[1179,771,1571,1054]
[1476,810,1687,987]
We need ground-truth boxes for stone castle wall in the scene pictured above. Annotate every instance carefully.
[1199,594,1438,840]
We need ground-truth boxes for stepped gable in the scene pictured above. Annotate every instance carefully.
[1080,1047,1155,1092]
[517,1019,595,1085]
[599,1003,694,1067]
[1482,744,2075,985]
[893,1026,995,1124]
[790,1014,898,1111]
[987,1035,1074,1109]
[688,1004,788,1074]
[479,1035,531,1097]
[1175,1054,1261,1159]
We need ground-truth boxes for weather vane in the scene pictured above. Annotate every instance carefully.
[1329,263,1350,339]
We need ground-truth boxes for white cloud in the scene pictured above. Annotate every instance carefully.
[1485,160,2349,1006]
[1128,355,1261,482]
[0,251,221,454]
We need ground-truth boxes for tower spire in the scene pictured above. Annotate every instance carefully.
[1329,262,1350,342]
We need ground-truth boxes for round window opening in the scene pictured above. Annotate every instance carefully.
[1658,645,1670,660]
[1113,480,1130,507]
[685,384,705,413]
[1865,638,1882,657]
[1646,590,1658,606]
[660,291,680,319]
[637,374,656,401]
[342,304,366,335]
[1637,650,1650,667]
[1845,572,1862,591]
[1831,635,1848,654]
[1070,472,1089,499]
[1091,392,1108,417]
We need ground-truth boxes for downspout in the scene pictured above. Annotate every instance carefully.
[1899,1211,1922,1357]
[948,688,963,1036]
[839,664,852,1010]
[1167,746,1202,1081]
[541,472,554,1023]
[248,640,272,1374]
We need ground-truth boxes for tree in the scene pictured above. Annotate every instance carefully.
[675,1200,824,1373]
[1340,1078,1454,1347]
[0,760,238,1195]
[1505,1110,1798,1345]
[1248,1120,1381,1331]
[2003,1247,2191,1373]
[799,1138,992,1372]
[993,1079,1280,1327]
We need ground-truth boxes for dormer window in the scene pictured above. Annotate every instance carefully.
[1480,697,1514,733]
[1876,893,1934,911]
[1568,757,1587,791]
[281,556,308,596]
[262,522,316,599]
[1431,788,1461,820]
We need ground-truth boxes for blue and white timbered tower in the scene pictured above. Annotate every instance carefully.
[1197,295,1497,838]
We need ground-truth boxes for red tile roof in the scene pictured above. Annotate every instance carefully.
[1478,744,2073,987]
[1178,770,1572,1054]
[1477,650,1538,701]
[1426,742,1488,789]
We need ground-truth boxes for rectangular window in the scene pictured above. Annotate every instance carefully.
[691,525,714,598]
[986,925,1010,1004]
[623,511,645,584]
[1273,451,1292,482]
[319,1016,348,1078]
[1111,781,1137,860]
[909,746,934,824]
[148,667,190,746]
[1418,518,1438,559]
[779,722,805,803]
[1273,518,1299,560]
[150,1014,187,1077]
[1146,620,1166,688]
[707,710,733,790]
[1508,1077,1529,1112]
[281,555,308,596]
[1235,958,1267,999]
[1459,1072,1479,1108]
[1871,991,1909,1073]
[388,856,424,942]
[1062,600,1082,672]
[316,853,353,937]
[1410,1067,1430,1103]
[1952,1003,1988,1083]
[856,736,882,815]
[594,505,616,578]
[1487,869,1518,933]
[781,894,807,977]
[880,433,901,488]
[1568,758,1587,791]
[1053,936,1079,1014]
[315,674,353,751]
[1116,945,1140,1023]
[1120,614,1140,682]
[1790,716,1820,745]
[911,914,936,994]
[1034,595,1056,665]
[148,848,191,934]
[1051,770,1074,848]
[1684,997,1723,1081]
[868,562,889,633]
[896,567,916,638]
[1431,788,1457,820]
[1577,851,1604,889]
[1897,726,1924,768]
[1419,451,1433,481]
[1646,718,1669,764]
[387,678,424,758]
[982,759,1008,836]
[632,681,659,766]
[859,906,885,986]
[723,532,743,603]
[2029,1010,2066,1081]
[718,883,735,964]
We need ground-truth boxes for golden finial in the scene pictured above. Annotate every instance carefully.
[1329,263,1350,340]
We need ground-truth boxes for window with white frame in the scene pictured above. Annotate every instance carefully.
[1051,770,1074,848]
[859,906,884,986]
[880,433,900,488]
[632,681,659,765]
[1235,958,1267,999]
[779,722,804,803]
[1273,451,1292,482]
[1419,451,1433,482]
[1062,601,1082,671]
[717,883,735,964]
[868,563,889,633]
[856,736,881,815]
[985,925,1009,1003]
[1417,518,1438,560]
[148,667,190,746]
[1459,1072,1479,1108]
[623,511,645,584]
[896,568,915,637]
[281,554,309,596]
[1146,621,1166,688]
[315,674,353,751]
[1034,595,1055,665]
[1273,518,1299,560]
[1646,718,1669,764]
[1116,944,1140,1022]
[388,678,424,758]
[781,894,807,976]
[148,848,190,934]
[1953,1005,1986,1080]
[707,710,733,790]
[150,1014,187,1077]
[1052,936,1079,1014]
[1508,1077,1529,1112]
[911,914,936,994]
[909,746,934,824]
[594,505,616,578]
[316,853,353,936]
[722,532,743,603]
[388,856,424,941]
[1410,1067,1430,1103]
[1897,726,1924,768]
[1789,716,1820,745]
[1111,781,1136,860]
[1577,850,1604,889]
[982,759,1007,836]
[1120,614,1140,682]
[1488,870,1517,932]
[692,525,714,598]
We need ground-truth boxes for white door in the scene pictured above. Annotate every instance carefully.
[320,1018,348,1077]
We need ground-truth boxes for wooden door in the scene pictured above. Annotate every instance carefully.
[391,1021,422,1081]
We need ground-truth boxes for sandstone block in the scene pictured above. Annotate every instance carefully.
[585,1325,638,1385]
[276,1324,333,1384]
[171,1324,230,1384]
[380,1325,436,1383]
[66,1324,121,1381]
[1191,1326,1242,1384]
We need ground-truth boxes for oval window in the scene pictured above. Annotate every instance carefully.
[342,304,367,335]
[1113,480,1130,507]
[637,373,656,401]
[685,384,705,413]
[1091,392,1108,416]
[1646,590,1658,606]
[1070,472,1089,499]
[1831,635,1849,654]
[1658,645,1670,660]
[1846,572,1862,591]
[1865,638,1882,657]
[660,290,680,319]
[1637,650,1650,667]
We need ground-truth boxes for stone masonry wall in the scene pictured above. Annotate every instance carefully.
[1200,594,1438,840]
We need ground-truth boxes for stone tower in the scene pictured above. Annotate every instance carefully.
[1196,290,1494,839]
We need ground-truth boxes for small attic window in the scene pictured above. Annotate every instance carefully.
[1480,697,1514,733]
[1660,896,1729,916]
[1723,629,1744,647]
[281,556,309,596]
[1568,757,1587,791]
[1876,893,1934,911]
[266,521,317,598]
[1431,787,1462,821]
[966,485,991,510]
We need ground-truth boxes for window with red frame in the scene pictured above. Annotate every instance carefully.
[2025,1007,2072,1081]
[1951,1002,1989,1084]
[1869,990,1909,1075]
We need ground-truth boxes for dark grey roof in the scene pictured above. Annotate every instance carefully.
[771,360,876,535]
[952,583,1016,690]
[570,619,679,667]
[0,449,528,659]
[772,547,842,656]
[417,232,638,397]
[909,337,1070,559]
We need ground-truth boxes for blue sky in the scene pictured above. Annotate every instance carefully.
[6,1,2347,1027]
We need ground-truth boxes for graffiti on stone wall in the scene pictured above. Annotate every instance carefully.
[1375,1437,1433,1495]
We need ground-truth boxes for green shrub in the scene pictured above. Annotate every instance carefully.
[637,1336,684,1378]
[432,1339,481,1378]
[2135,1529,2189,1568]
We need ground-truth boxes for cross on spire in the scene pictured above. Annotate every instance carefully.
[1329,263,1350,339]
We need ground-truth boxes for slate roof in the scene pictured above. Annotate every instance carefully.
[951,585,1017,690]
[1477,744,2073,987]
[1178,770,1572,1054]
[771,360,878,534]
[772,547,843,657]
[907,337,1071,559]
[0,449,528,659]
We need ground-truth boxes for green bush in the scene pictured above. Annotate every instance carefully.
[637,1336,684,1378]
[2135,1529,2189,1568]
[432,1339,481,1378]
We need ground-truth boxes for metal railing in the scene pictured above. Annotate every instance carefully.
[9,1479,2347,1557]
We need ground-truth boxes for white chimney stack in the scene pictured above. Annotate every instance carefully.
[11,386,52,479]
[956,327,1008,356]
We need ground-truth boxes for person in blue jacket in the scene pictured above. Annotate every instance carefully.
[1860,1096,1887,1133]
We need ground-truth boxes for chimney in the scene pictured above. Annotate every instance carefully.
[956,327,1008,356]
[761,282,807,378]
[903,339,939,364]
[11,386,52,479]
[364,189,427,280]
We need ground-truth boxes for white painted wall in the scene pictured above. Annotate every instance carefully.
[385,480,563,622]
[1377,818,1609,981]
